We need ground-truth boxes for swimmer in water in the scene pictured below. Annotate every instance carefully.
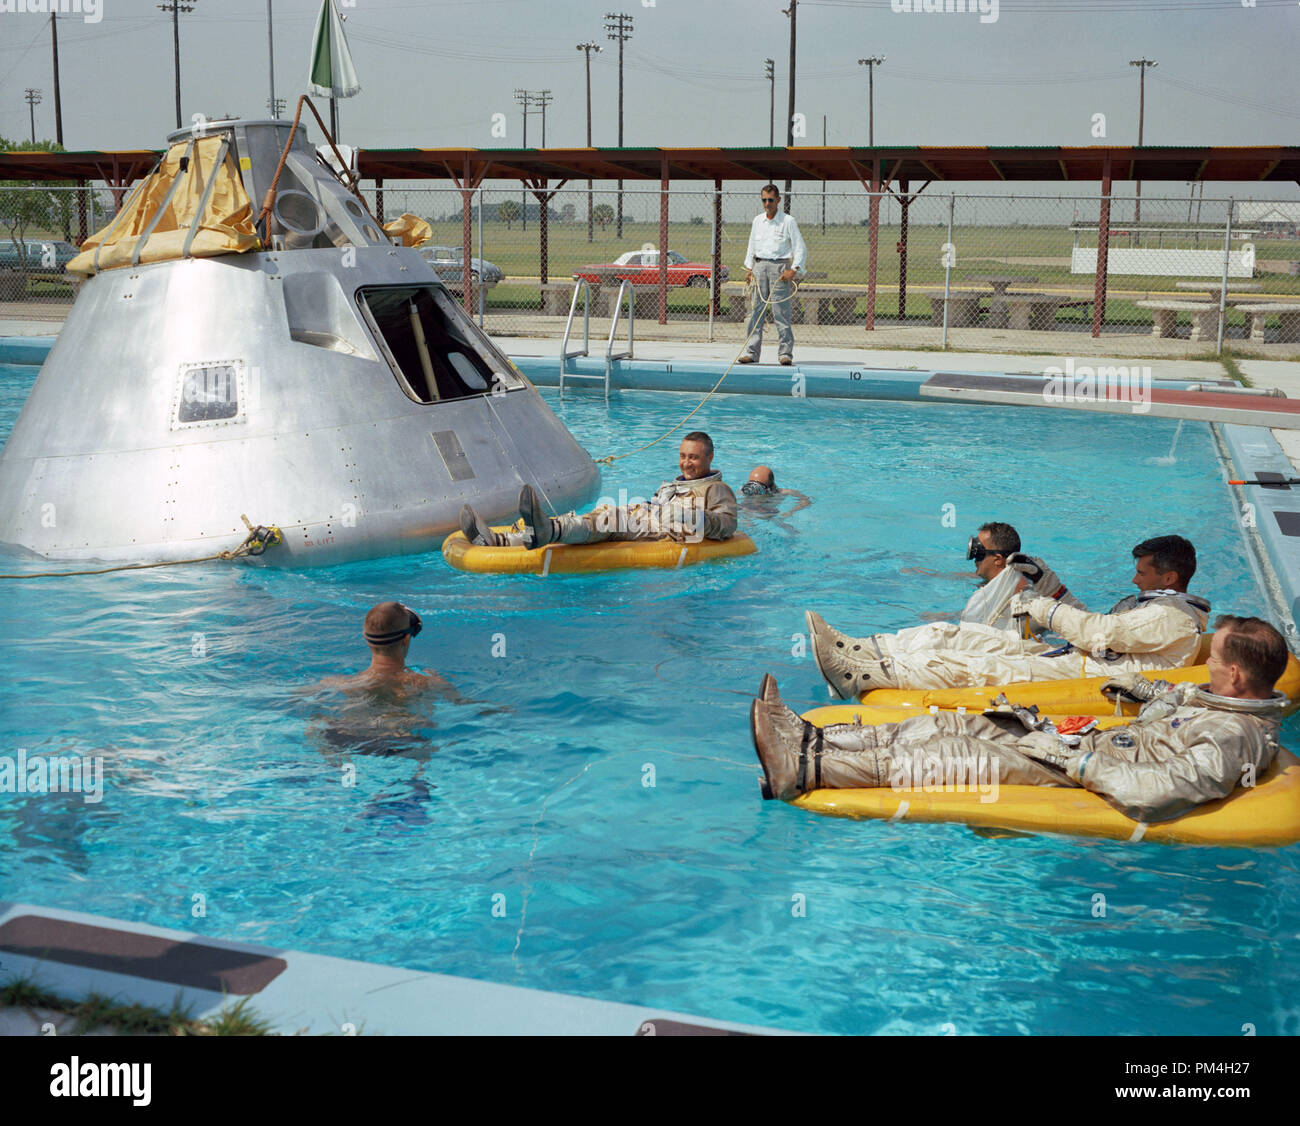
[312,601,457,697]
[740,465,811,534]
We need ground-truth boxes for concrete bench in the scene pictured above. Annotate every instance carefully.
[1002,292,1092,331]
[794,284,862,325]
[1234,302,1300,343]
[928,290,985,328]
[538,281,577,316]
[1134,299,1221,341]
[594,286,661,320]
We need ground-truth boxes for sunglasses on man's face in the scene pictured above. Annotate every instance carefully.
[762,197,778,204]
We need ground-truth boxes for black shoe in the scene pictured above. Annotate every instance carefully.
[460,504,505,548]
[518,484,554,548]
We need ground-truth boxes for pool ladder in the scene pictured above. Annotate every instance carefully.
[559,279,634,404]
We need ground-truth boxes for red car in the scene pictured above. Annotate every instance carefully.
[572,249,728,288]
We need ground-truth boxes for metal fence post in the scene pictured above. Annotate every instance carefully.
[942,193,954,349]
[477,185,485,327]
[1216,198,1234,356]
[709,184,718,343]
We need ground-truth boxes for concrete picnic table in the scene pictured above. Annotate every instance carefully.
[1173,281,1263,304]
[963,274,1039,327]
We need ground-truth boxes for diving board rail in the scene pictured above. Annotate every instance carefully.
[918,372,1300,430]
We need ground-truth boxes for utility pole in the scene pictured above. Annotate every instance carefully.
[1130,57,1156,226]
[822,115,826,235]
[536,89,553,147]
[50,13,63,145]
[158,1,197,131]
[857,56,885,145]
[24,89,42,144]
[267,0,277,119]
[514,89,540,231]
[782,1,797,212]
[605,12,634,238]
[577,42,602,243]
[764,58,775,146]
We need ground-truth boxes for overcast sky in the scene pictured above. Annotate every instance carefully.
[1,0,1297,197]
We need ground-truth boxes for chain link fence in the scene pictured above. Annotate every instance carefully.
[5,180,1298,353]
[0,185,111,307]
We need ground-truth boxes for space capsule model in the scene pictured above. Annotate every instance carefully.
[0,118,598,565]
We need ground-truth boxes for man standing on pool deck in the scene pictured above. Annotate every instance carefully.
[460,431,738,548]
[751,616,1289,824]
[738,185,806,366]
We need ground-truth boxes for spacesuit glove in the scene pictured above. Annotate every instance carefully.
[1008,553,1069,601]
[1100,673,1171,704]
[1016,731,1080,773]
[1007,591,1049,624]
[1006,552,1043,583]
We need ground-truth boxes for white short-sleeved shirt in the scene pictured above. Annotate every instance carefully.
[744,211,807,271]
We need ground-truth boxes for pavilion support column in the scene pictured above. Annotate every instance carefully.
[865,160,882,331]
[447,156,488,314]
[658,156,670,325]
[897,178,909,320]
[712,178,723,317]
[1091,155,1112,339]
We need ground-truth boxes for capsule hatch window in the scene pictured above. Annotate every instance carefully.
[357,285,525,404]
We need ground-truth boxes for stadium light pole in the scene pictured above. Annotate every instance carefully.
[266,0,277,119]
[577,42,603,243]
[24,88,42,144]
[857,56,885,146]
[158,1,197,131]
[605,12,634,238]
[1130,57,1157,226]
[782,2,797,212]
[764,58,775,146]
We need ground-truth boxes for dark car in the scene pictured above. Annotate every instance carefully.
[417,245,504,284]
[0,238,79,274]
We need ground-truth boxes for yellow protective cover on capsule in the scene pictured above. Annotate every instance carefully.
[858,643,1300,719]
[789,703,1300,847]
[442,527,757,574]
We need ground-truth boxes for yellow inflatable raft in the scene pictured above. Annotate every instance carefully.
[442,527,756,574]
[789,703,1300,846]
[858,646,1300,718]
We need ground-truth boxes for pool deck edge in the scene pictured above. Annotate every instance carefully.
[0,901,786,1036]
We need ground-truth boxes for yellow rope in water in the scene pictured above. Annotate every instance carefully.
[593,273,800,468]
[0,516,283,580]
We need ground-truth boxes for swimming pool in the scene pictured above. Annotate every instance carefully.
[1,359,1297,1036]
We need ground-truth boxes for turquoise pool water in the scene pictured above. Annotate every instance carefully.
[1,360,1297,1036]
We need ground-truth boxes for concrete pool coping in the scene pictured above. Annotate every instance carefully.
[0,901,778,1036]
